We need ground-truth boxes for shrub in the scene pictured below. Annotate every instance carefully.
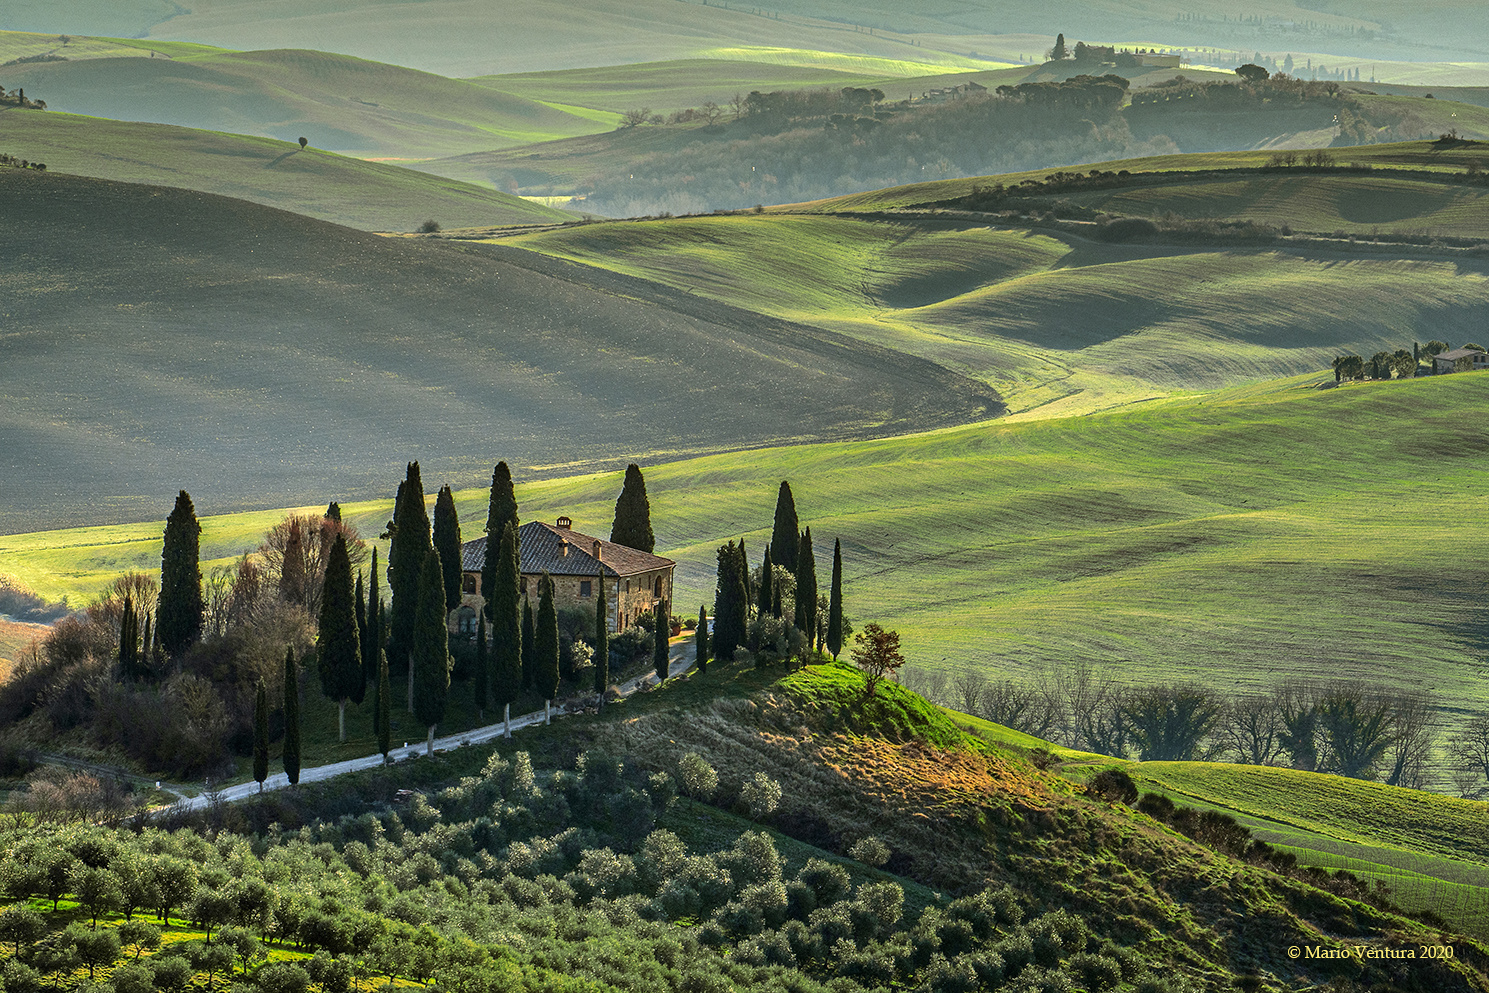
[740,772,781,819]
[1087,768,1138,804]
[848,836,890,867]
[417,219,441,233]
[677,753,718,799]
[1095,216,1159,242]
[1068,952,1123,991]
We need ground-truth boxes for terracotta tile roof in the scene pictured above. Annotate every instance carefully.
[1436,347,1489,361]
[460,519,674,578]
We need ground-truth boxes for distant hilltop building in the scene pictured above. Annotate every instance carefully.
[1433,347,1489,374]
[454,517,675,635]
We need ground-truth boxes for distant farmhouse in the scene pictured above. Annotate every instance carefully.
[453,517,675,635]
[1433,347,1489,374]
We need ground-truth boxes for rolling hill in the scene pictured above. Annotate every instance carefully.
[0,111,571,230]
[501,207,1489,415]
[9,0,1489,75]
[7,371,1488,755]
[1,47,614,157]
[0,169,997,537]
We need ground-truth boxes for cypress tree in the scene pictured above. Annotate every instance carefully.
[490,522,523,738]
[593,568,609,702]
[827,538,844,660]
[375,647,391,761]
[610,463,655,553]
[770,481,799,573]
[653,596,670,683]
[713,541,747,663]
[141,612,153,675]
[521,598,536,691]
[159,490,204,658]
[279,517,306,608]
[253,680,269,792]
[737,538,752,614]
[795,529,818,650]
[387,462,431,686]
[481,462,519,612]
[412,547,451,755]
[757,547,774,619]
[362,548,380,688]
[350,572,368,705]
[283,647,300,786]
[535,572,559,723]
[696,605,709,674]
[473,613,488,721]
[118,593,137,682]
[317,534,363,742]
[325,501,342,523]
[432,484,462,612]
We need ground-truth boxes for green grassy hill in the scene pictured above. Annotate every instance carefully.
[0,169,996,536]
[13,0,1489,74]
[503,210,1489,414]
[0,110,570,230]
[2,47,613,157]
[8,372,1488,754]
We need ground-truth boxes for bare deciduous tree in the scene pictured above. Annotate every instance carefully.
[1220,694,1285,766]
[256,514,367,617]
[1122,684,1223,762]
[1447,715,1489,798]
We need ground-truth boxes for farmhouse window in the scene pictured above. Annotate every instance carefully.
[580,580,592,597]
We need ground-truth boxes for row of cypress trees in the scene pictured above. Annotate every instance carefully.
[709,481,844,665]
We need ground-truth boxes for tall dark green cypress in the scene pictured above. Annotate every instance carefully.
[757,547,774,618]
[325,502,342,523]
[375,647,391,761]
[535,572,560,723]
[283,647,301,786]
[737,538,752,615]
[795,528,818,650]
[593,568,609,701]
[317,534,363,743]
[351,572,368,705]
[653,596,670,683]
[521,598,536,691]
[279,517,306,608]
[490,522,523,738]
[481,462,519,612]
[770,481,800,574]
[695,605,709,674]
[117,593,138,682]
[432,484,462,612]
[252,680,269,792]
[827,538,844,660]
[473,613,488,721]
[141,612,153,676]
[713,541,747,663]
[362,548,380,688]
[387,462,431,684]
[159,490,204,658]
[610,463,655,553]
[412,547,451,755]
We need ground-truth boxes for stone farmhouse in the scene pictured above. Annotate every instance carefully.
[452,517,675,636]
[1433,347,1489,375]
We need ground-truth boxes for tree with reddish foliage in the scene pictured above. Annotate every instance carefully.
[851,623,905,697]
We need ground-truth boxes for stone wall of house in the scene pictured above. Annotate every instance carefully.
[453,567,674,634]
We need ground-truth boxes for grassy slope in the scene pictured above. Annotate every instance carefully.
[503,211,1489,414]
[1,111,570,230]
[9,373,1489,747]
[801,139,1489,211]
[25,0,1489,72]
[2,47,612,157]
[1055,172,1489,238]
[0,170,994,536]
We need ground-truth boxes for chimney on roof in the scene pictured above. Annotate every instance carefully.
[593,540,602,561]
[560,539,569,557]
[557,515,572,529]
